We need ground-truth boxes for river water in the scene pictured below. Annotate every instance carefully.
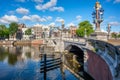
[0,45,78,80]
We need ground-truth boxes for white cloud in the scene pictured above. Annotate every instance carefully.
[49,22,55,27]
[31,15,41,21]
[31,15,46,22]
[21,15,47,22]
[34,24,43,26]
[109,21,120,26]
[33,0,43,3]
[35,0,64,12]
[21,16,31,21]
[16,7,29,14]
[35,0,57,10]
[50,7,64,12]
[67,22,75,27]
[45,16,52,20]
[55,17,64,23]
[0,15,18,24]
[114,0,120,3]
[76,15,82,21]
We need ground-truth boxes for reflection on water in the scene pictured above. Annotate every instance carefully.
[64,53,82,73]
[0,45,42,80]
[0,45,79,80]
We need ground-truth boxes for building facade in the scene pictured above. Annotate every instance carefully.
[70,26,77,38]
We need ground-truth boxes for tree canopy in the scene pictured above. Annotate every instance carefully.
[111,32,118,39]
[9,22,18,36]
[25,28,32,35]
[0,25,9,39]
[76,21,94,37]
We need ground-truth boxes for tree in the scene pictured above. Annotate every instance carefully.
[0,25,9,39]
[117,33,120,39]
[76,21,94,37]
[25,28,32,35]
[111,32,117,39]
[3,29,9,39]
[0,25,6,30]
[9,22,18,36]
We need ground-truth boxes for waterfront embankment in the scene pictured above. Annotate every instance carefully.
[0,39,44,45]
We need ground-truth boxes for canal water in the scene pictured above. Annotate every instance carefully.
[0,45,78,80]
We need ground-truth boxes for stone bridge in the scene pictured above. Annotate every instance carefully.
[64,39,120,80]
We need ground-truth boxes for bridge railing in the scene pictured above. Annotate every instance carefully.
[87,39,120,60]
[87,39,120,78]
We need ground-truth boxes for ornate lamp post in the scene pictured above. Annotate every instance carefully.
[91,1,108,41]
[107,24,111,39]
[92,1,104,32]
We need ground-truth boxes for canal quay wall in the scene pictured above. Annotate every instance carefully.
[0,39,44,45]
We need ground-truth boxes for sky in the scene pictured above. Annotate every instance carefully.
[0,0,120,32]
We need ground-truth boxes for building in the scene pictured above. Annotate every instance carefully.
[18,23,26,29]
[31,24,53,39]
[42,25,50,38]
[31,24,43,39]
[62,28,69,38]
[22,27,32,40]
[70,26,77,37]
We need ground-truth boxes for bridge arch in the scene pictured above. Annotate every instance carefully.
[64,40,120,80]
[65,43,84,63]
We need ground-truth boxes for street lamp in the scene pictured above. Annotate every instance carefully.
[92,1,104,32]
[84,28,87,38]
[107,24,111,39]
[61,20,64,40]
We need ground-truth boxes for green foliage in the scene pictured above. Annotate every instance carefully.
[76,21,94,37]
[9,22,18,35]
[111,32,117,39]
[25,28,32,35]
[0,25,7,30]
[0,25,9,38]
[118,33,120,38]
[3,29,9,38]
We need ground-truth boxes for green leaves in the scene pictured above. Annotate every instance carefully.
[76,20,94,37]
[25,28,32,35]
[9,22,18,36]
[0,22,19,39]
[0,25,9,38]
[111,32,120,39]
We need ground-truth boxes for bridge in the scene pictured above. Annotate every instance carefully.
[45,38,120,80]
[64,38,120,80]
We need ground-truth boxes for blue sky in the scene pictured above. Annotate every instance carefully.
[0,0,120,32]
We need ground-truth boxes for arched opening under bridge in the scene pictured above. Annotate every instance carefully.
[64,45,94,79]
